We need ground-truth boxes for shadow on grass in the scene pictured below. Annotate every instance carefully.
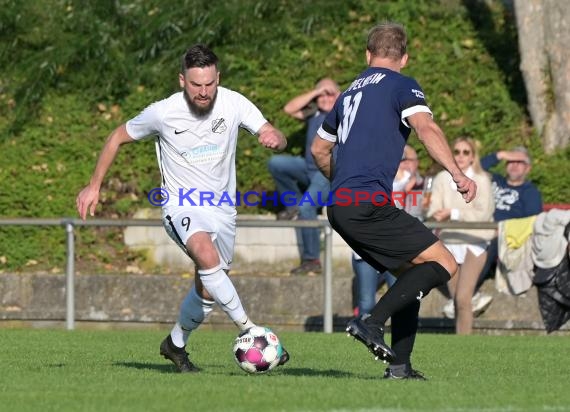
[113,361,182,374]
[113,361,370,379]
[221,367,367,379]
[46,363,67,368]
[274,367,359,379]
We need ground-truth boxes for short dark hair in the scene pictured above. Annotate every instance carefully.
[180,44,218,74]
[367,22,407,60]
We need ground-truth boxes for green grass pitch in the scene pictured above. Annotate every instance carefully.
[1,328,569,411]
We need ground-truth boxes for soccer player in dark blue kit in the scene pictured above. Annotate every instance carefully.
[312,22,477,380]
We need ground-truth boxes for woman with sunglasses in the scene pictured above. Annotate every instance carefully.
[426,137,495,334]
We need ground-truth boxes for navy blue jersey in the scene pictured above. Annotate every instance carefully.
[318,67,431,204]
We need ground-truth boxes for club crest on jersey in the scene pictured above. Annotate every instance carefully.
[212,118,226,134]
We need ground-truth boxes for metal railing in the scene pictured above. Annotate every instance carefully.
[0,217,497,333]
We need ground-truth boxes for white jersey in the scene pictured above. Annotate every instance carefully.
[126,87,267,212]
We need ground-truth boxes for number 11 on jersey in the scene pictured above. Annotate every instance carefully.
[338,92,362,144]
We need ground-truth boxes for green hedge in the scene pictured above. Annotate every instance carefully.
[0,0,567,271]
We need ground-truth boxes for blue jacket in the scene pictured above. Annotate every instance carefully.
[481,153,543,221]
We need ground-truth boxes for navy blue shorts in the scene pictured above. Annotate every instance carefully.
[328,203,438,272]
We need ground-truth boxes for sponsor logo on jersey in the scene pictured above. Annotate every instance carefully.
[180,144,227,165]
[411,89,424,99]
[174,128,190,135]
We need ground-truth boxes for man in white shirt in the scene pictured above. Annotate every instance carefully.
[76,44,288,373]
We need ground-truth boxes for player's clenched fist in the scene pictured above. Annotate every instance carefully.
[453,174,477,203]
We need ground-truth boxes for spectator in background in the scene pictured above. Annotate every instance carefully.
[351,145,423,316]
[398,145,425,221]
[477,146,543,283]
[481,147,542,221]
[427,137,495,334]
[268,78,341,276]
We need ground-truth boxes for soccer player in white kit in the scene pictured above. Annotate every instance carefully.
[76,44,288,372]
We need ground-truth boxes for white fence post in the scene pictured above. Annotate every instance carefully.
[65,221,75,330]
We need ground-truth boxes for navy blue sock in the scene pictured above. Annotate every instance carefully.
[390,299,420,367]
[368,261,450,325]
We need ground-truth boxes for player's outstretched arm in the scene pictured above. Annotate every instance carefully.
[257,122,287,152]
[76,124,135,220]
[408,112,477,203]
[311,135,335,179]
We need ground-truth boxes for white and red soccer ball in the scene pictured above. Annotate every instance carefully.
[233,326,283,374]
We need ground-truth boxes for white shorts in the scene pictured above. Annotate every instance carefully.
[444,243,487,265]
[162,206,237,270]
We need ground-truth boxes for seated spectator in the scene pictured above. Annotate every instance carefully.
[268,78,341,275]
[351,145,422,315]
[478,146,543,284]
[426,137,495,334]
[397,145,425,221]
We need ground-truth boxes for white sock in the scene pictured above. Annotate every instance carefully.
[170,286,214,347]
[236,315,255,331]
[198,264,255,330]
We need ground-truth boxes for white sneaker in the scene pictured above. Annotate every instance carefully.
[442,299,455,319]
[471,292,493,316]
[441,292,493,319]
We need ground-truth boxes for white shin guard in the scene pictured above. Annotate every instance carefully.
[171,286,214,347]
[198,264,250,329]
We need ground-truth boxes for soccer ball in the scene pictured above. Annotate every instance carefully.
[233,326,283,374]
